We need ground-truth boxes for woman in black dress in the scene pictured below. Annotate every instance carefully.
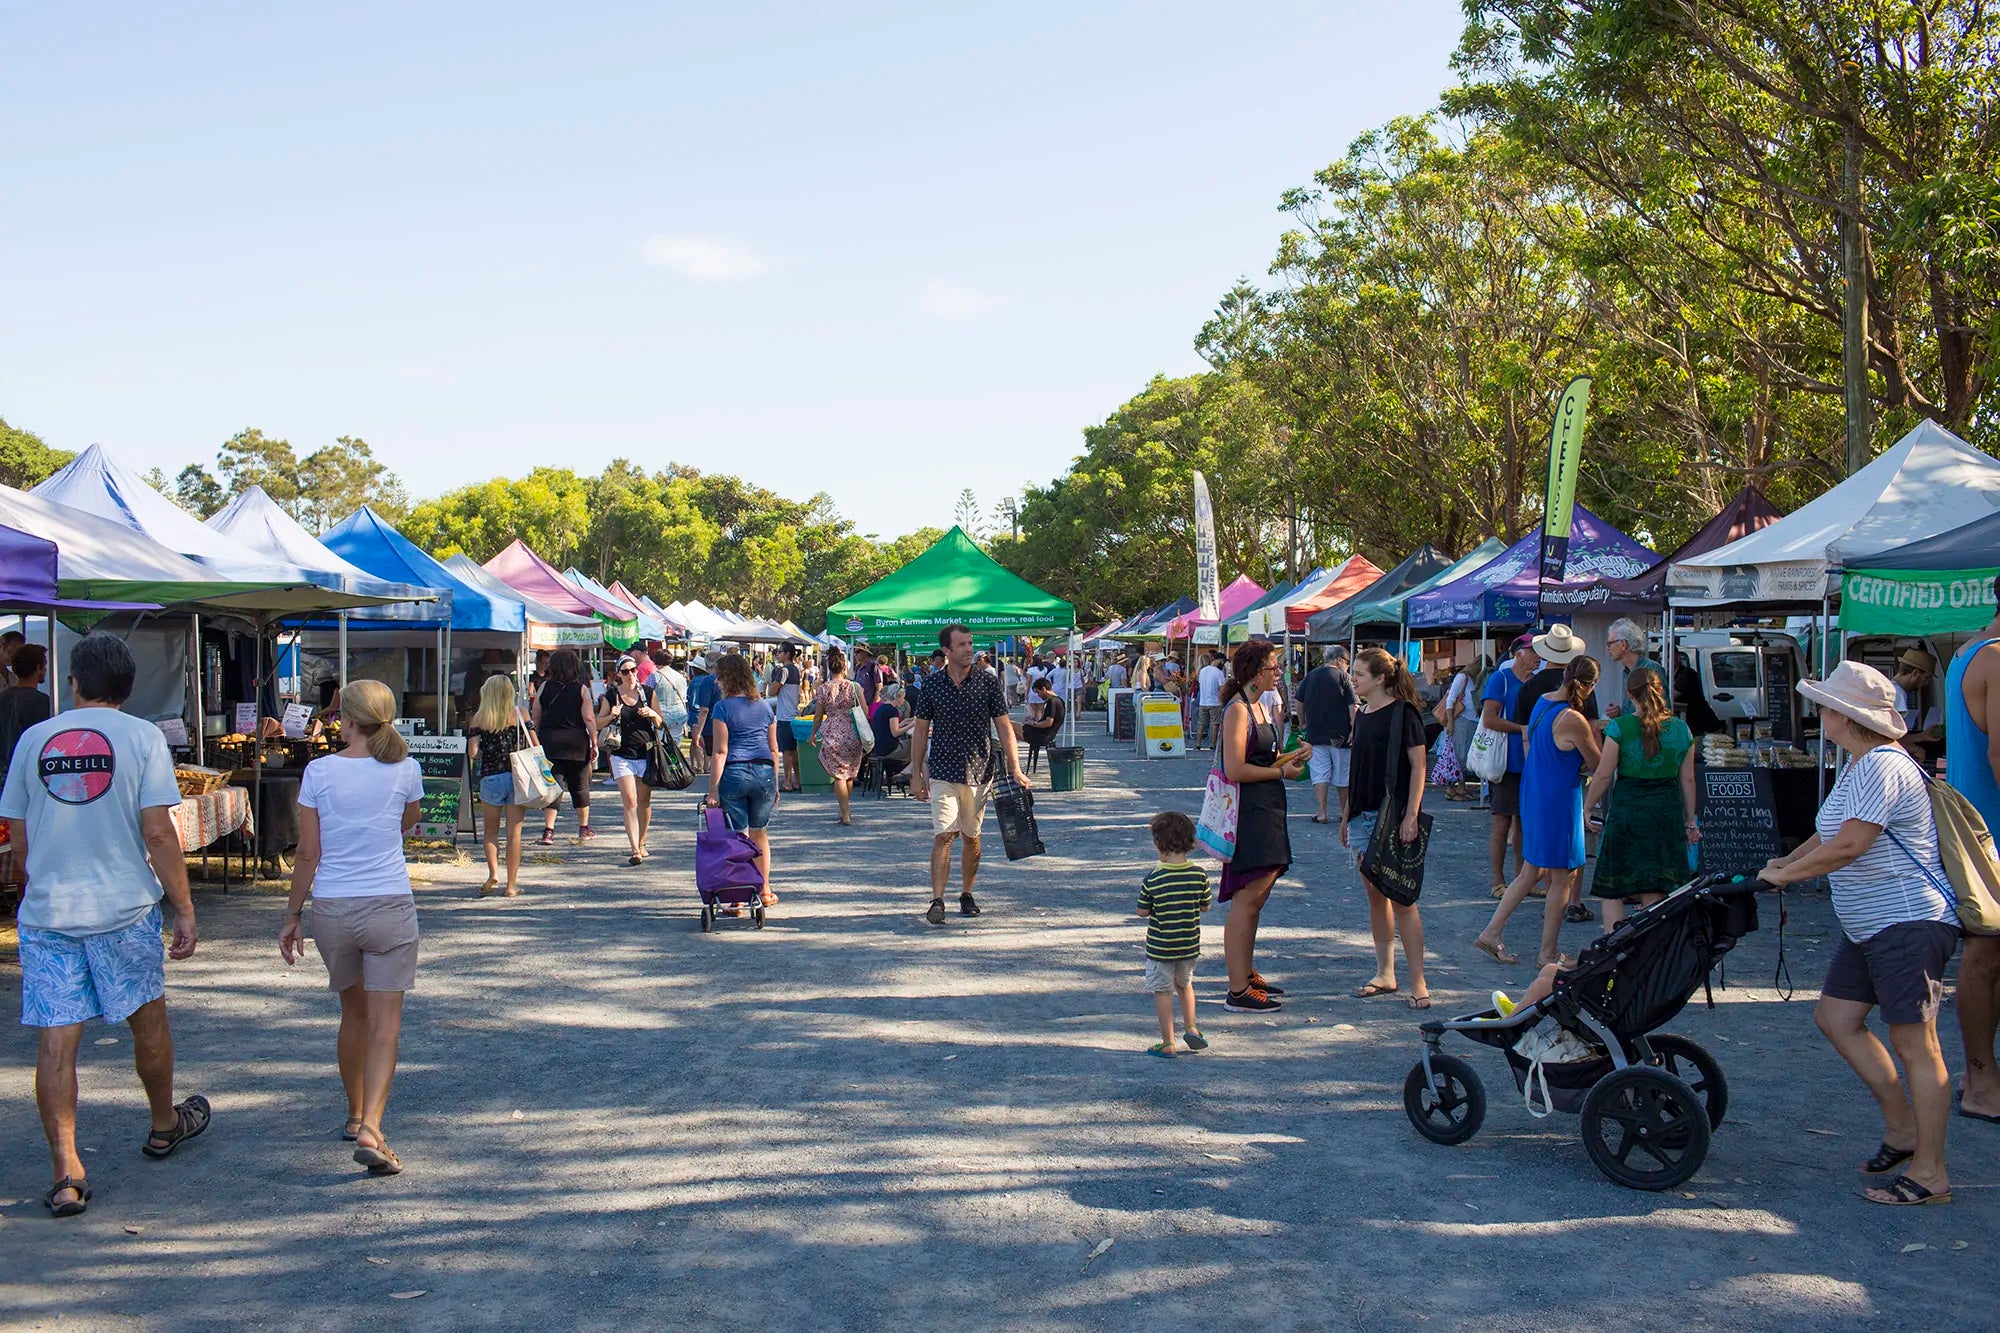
[1219,640,1310,1013]
[529,648,596,846]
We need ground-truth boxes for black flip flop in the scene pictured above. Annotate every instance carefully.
[1955,1093,2000,1124]
[1860,1142,1914,1175]
[43,1176,90,1218]
[141,1095,211,1159]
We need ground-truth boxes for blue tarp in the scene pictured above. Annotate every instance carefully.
[300,507,526,633]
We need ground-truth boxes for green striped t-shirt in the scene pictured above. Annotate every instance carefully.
[1138,861,1212,960]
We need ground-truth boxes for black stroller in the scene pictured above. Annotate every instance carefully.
[1404,873,1762,1190]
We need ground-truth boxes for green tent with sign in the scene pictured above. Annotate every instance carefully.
[827,527,1075,644]
[1841,508,2000,634]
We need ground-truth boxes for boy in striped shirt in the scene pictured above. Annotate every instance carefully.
[1139,811,1213,1057]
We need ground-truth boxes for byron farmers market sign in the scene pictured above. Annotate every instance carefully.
[1841,567,2000,634]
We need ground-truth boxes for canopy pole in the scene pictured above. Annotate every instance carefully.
[48,614,61,716]
[338,612,349,693]
[1819,592,1833,800]
[189,615,204,766]
[441,622,452,732]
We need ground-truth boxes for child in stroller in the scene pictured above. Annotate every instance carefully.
[1404,872,1761,1190]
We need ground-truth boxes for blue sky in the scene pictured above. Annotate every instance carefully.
[1,2,1463,539]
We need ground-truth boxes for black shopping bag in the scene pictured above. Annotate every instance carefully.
[992,778,1046,861]
[1359,797,1433,905]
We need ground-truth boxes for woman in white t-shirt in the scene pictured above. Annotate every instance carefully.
[1761,661,1959,1207]
[280,680,426,1178]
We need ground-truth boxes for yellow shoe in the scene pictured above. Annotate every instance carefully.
[1492,990,1517,1017]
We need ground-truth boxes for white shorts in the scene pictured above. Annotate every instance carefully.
[1144,956,1198,993]
[1309,745,1350,787]
[609,754,649,782]
[929,781,990,837]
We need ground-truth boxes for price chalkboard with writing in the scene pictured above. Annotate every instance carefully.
[1696,766,1782,879]
[1764,654,1796,742]
[404,735,468,841]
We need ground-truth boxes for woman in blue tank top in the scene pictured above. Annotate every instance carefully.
[1474,656,1601,969]
[1946,615,2000,1123]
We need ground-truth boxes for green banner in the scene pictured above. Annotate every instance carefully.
[1538,375,1592,590]
[1840,568,2000,634]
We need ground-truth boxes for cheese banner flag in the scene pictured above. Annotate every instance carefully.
[1538,375,1593,600]
[1193,471,1221,621]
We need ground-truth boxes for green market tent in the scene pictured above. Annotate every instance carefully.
[1841,508,2000,634]
[827,527,1075,644]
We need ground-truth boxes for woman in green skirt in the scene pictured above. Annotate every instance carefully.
[1583,666,1697,931]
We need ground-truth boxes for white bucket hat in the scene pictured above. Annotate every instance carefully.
[1799,660,1907,739]
[1531,624,1587,665]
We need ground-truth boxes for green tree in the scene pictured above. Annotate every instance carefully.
[0,417,73,489]
[171,464,226,518]
[952,488,985,541]
[299,437,408,531]
[217,428,304,513]
[403,467,593,567]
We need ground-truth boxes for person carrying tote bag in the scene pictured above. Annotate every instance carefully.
[509,706,560,810]
[1343,648,1433,1009]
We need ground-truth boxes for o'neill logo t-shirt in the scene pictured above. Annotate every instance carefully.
[0,708,184,936]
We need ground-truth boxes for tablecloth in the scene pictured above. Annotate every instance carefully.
[172,788,254,852]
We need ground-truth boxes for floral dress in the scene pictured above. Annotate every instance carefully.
[811,677,866,781]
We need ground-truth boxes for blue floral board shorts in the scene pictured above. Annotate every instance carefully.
[19,905,168,1027]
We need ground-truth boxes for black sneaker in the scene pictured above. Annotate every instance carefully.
[926,898,946,925]
[1248,971,1285,996]
[1224,988,1282,1013]
[959,893,982,917]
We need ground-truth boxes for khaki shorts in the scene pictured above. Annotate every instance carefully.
[929,781,991,838]
[310,894,419,992]
[1144,956,1198,992]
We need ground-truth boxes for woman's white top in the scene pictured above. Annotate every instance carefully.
[1814,747,1953,943]
[297,754,425,899]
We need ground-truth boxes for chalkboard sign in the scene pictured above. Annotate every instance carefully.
[1113,691,1136,741]
[1764,653,1796,743]
[1696,766,1782,879]
[404,735,468,842]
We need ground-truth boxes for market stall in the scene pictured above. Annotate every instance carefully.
[1304,543,1460,646]
[1407,505,1656,638]
[1841,508,2000,636]
[486,539,640,652]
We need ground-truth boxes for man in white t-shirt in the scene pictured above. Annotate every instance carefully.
[1193,651,1227,751]
[1106,658,1129,691]
[0,634,210,1218]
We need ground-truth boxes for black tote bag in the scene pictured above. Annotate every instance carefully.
[1357,701,1433,904]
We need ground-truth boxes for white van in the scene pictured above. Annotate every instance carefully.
[1672,630,1812,740]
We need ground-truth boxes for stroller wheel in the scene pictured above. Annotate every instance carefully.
[752,904,766,929]
[1643,1034,1729,1131]
[700,903,713,933]
[1580,1066,1711,1190]
[1404,1053,1486,1146]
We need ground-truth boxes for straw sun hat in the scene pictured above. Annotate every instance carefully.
[1798,660,1907,740]
[1531,624,1587,664]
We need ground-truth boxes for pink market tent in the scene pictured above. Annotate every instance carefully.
[1164,575,1266,640]
[484,540,642,647]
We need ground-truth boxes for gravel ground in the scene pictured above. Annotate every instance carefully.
[2,718,1997,1331]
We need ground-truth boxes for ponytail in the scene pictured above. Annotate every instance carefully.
[339,679,409,765]
[1627,665,1670,760]
[1220,640,1276,707]
[1562,655,1600,711]
[1355,647,1422,710]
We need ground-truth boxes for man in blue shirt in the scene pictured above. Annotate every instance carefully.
[1946,585,2000,1122]
[686,653,723,772]
[1480,634,1538,898]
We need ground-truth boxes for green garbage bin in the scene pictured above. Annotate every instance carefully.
[1049,746,1085,792]
[792,718,831,792]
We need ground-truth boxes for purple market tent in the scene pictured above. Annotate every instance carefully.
[1566,488,1784,618]
[1406,504,1658,636]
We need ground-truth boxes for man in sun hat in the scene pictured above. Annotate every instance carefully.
[1762,659,1959,1206]
[1511,624,1601,917]
[1945,581,2000,1123]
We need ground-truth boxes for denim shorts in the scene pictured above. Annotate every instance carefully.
[718,762,777,830]
[1348,810,1377,867]
[479,771,514,806]
[19,906,167,1027]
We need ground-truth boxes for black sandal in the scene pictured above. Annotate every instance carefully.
[142,1095,212,1159]
[1860,1142,1915,1175]
[43,1176,91,1218]
[1563,904,1594,924]
[1865,1173,1951,1206]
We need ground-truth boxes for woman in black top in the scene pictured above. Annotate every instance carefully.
[1021,678,1066,771]
[595,656,663,865]
[1219,640,1310,1014]
[530,648,595,846]
[1346,648,1432,1008]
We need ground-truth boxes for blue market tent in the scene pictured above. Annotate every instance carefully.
[316,508,524,633]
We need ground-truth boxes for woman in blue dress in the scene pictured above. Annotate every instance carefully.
[1474,656,1601,969]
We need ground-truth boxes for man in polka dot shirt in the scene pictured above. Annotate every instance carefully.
[911,624,1030,925]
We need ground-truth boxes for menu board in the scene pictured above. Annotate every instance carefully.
[404,735,468,841]
[1696,766,1782,879]
[234,703,258,736]
[1764,653,1796,742]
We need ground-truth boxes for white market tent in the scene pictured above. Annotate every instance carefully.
[1669,421,2000,609]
